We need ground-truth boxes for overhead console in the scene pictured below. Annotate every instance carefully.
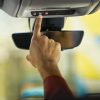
[1,0,100,18]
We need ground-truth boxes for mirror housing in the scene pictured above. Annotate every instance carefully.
[12,31,84,50]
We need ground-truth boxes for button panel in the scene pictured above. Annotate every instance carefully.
[31,10,75,17]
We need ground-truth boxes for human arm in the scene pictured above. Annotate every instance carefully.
[26,16,74,99]
[26,15,62,79]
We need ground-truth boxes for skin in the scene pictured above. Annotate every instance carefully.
[26,16,62,79]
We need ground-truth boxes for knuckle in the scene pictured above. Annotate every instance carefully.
[43,35,48,40]
[50,39,54,43]
[56,42,61,46]
[39,36,47,41]
[56,42,61,48]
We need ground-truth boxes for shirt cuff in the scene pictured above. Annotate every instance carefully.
[43,75,73,97]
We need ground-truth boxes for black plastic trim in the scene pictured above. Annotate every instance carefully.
[16,0,23,17]
[0,0,4,7]
[90,1,100,14]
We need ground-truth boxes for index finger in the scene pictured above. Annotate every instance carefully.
[33,15,43,38]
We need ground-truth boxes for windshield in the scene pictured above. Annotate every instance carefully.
[0,9,100,100]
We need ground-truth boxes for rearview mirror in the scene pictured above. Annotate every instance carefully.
[12,31,84,50]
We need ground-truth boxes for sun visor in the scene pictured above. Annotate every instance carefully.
[1,0,100,18]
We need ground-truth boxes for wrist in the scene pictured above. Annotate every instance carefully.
[37,61,62,79]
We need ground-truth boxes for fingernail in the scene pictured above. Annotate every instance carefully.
[38,15,42,18]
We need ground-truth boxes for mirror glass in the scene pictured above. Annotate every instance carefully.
[12,31,84,50]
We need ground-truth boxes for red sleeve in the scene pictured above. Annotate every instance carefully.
[44,75,74,100]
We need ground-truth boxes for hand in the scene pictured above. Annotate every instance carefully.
[26,16,62,79]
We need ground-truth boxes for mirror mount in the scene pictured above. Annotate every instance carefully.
[31,17,65,32]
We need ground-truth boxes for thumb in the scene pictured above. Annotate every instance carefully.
[26,54,37,68]
[26,54,31,62]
